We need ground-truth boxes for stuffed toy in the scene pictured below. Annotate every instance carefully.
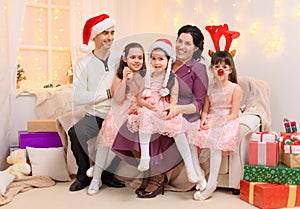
[3,149,31,179]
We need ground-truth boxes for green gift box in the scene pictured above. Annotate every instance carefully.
[243,164,300,185]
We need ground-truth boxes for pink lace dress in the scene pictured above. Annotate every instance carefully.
[96,74,141,149]
[127,75,188,137]
[189,82,240,152]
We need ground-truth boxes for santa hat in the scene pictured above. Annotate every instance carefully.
[148,38,176,61]
[79,14,116,53]
[142,39,176,98]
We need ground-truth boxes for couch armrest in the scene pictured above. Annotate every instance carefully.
[239,114,261,131]
[226,114,261,189]
[239,114,261,164]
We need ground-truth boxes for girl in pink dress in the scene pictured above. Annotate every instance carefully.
[87,42,146,195]
[127,39,200,184]
[191,50,243,200]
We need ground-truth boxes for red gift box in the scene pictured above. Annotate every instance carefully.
[248,141,278,167]
[240,180,300,209]
[19,130,63,149]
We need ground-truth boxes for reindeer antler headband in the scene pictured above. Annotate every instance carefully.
[205,24,240,57]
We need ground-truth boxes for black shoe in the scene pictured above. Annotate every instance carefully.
[69,179,90,191]
[232,189,240,195]
[101,170,125,188]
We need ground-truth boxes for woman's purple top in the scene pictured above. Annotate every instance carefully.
[175,59,208,122]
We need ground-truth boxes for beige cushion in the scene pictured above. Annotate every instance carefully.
[26,147,71,181]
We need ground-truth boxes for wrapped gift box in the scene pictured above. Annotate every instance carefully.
[252,132,278,142]
[244,164,300,185]
[27,119,57,132]
[240,180,300,209]
[281,152,300,168]
[279,142,300,168]
[19,130,62,149]
[248,141,278,167]
[284,144,300,154]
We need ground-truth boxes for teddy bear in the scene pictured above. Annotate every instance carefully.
[3,149,31,179]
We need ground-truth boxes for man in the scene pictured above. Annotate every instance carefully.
[68,14,124,192]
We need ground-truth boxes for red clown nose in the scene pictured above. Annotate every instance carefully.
[217,69,224,76]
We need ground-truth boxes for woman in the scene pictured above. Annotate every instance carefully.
[112,25,209,198]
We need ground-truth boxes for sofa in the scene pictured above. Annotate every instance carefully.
[56,76,272,194]
[214,76,272,194]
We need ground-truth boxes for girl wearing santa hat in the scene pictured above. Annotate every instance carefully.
[126,39,201,195]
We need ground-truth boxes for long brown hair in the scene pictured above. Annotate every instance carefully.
[116,42,146,79]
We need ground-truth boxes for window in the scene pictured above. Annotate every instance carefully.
[18,0,71,89]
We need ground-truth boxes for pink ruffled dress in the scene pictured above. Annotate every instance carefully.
[127,75,188,137]
[189,82,240,152]
[96,74,141,149]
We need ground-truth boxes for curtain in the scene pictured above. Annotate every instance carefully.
[0,0,26,169]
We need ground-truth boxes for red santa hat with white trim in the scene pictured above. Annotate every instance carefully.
[79,14,116,53]
[148,38,176,62]
[142,38,176,97]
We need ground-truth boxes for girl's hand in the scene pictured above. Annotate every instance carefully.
[123,67,133,80]
[128,106,138,115]
[140,98,156,111]
[164,105,180,120]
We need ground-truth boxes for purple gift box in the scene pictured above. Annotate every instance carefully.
[19,130,63,149]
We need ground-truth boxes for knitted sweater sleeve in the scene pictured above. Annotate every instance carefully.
[72,56,111,106]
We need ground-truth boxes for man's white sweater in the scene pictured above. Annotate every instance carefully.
[72,51,120,119]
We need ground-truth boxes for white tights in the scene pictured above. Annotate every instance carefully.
[194,149,222,200]
[87,146,112,195]
[191,145,207,191]
[138,132,200,183]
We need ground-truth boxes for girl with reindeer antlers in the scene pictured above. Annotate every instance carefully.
[190,24,243,201]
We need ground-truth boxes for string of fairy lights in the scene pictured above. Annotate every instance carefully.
[17,0,82,89]
[12,0,300,89]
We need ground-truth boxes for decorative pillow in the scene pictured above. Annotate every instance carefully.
[0,171,15,195]
[26,147,71,182]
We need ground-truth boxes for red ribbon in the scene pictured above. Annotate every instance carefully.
[255,131,276,142]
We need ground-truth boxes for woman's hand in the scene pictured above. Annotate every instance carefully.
[200,118,210,130]
[164,105,181,120]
